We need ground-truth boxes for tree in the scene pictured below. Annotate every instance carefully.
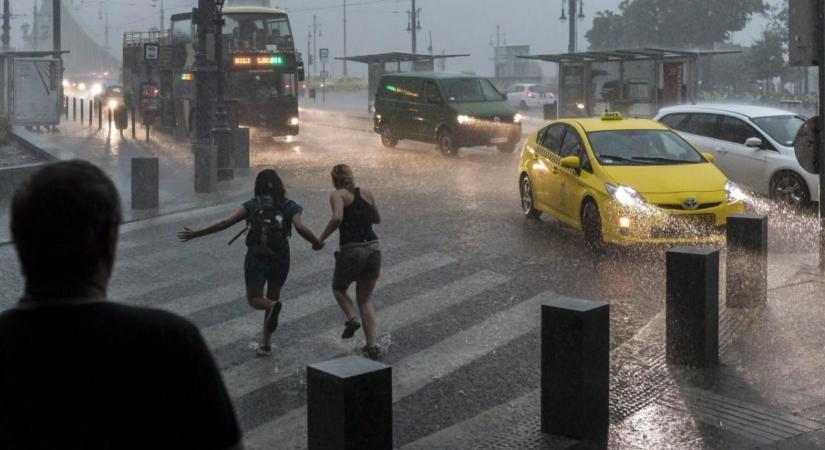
[586,0,767,50]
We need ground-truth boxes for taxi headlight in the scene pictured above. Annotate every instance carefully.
[457,115,475,125]
[513,113,524,123]
[725,181,746,202]
[605,183,646,206]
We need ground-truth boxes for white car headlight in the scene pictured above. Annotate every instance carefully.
[513,113,524,123]
[725,181,746,202]
[457,115,475,124]
[605,184,646,206]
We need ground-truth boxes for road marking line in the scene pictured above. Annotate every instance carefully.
[243,290,558,449]
[157,238,406,317]
[224,269,509,398]
[201,252,457,349]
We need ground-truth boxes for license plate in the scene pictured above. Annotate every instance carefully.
[490,137,508,144]
[669,214,715,227]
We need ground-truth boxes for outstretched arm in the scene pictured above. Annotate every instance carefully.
[178,207,247,242]
[291,213,323,249]
[319,192,345,244]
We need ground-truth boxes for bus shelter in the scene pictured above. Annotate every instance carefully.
[336,52,469,110]
[520,48,739,118]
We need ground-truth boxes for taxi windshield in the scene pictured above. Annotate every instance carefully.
[441,78,504,103]
[587,129,705,166]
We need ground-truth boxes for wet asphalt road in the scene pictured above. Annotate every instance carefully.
[0,112,819,448]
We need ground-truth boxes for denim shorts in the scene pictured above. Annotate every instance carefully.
[244,250,290,292]
[332,241,381,290]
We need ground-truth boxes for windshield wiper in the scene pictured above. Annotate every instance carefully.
[599,154,653,164]
[630,156,695,164]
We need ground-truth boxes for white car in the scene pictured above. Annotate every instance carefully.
[505,83,556,110]
[655,105,815,207]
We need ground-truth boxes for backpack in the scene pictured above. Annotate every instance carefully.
[245,197,289,255]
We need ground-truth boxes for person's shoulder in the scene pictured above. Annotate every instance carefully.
[359,187,375,200]
[106,303,200,336]
[284,198,303,214]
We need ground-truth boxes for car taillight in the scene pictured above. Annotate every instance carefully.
[142,86,160,97]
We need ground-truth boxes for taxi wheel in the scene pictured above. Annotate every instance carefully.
[380,123,398,148]
[437,129,459,156]
[770,171,810,209]
[582,201,605,250]
[520,176,541,219]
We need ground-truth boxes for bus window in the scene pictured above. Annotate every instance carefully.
[171,19,193,45]
[224,14,292,51]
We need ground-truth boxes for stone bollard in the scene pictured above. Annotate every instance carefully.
[541,297,609,441]
[726,214,768,308]
[131,158,159,210]
[666,246,719,367]
[307,356,392,450]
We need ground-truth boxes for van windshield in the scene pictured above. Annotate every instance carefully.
[442,78,504,103]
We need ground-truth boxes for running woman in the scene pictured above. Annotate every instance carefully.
[178,169,323,356]
[318,164,382,359]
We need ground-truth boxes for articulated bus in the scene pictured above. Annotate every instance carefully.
[123,6,303,137]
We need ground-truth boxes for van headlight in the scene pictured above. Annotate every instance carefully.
[605,184,646,206]
[725,181,746,202]
[457,115,475,124]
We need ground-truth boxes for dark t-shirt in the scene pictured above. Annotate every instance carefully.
[0,301,241,450]
[242,197,303,234]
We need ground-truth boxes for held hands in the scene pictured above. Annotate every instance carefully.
[177,227,197,242]
[312,240,325,251]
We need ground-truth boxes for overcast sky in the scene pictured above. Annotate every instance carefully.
[9,0,774,78]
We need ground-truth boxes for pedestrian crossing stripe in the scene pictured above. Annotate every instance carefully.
[201,251,457,349]
[224,269,510,399]
[243,290,559,449]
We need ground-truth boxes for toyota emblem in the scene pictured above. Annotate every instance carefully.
[683,198,698,210]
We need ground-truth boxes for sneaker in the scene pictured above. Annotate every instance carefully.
[362,345,380,360]
[265,301,282,334]
[341,319,361,339]
[256,345,272,357]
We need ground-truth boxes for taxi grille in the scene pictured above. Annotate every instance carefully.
[650,214,722,238]
[656,202,722,211]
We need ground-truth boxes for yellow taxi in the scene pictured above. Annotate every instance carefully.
[518,112,747,247]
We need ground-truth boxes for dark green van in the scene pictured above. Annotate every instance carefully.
[373,73,523,155]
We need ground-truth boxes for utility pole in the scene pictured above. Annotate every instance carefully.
[53,0,60,53]
[559,0,583,53]
[2,0,10,50]
[407,0,420,53]
[32,2,38,50]
[819,0,825,270]
[104,4,109,49]
[343,0,348,77]
[312,15,319,76]
[428,31,432,55]
[192,0,218,193]
[161,0,165,31]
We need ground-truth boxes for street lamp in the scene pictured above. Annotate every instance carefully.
[192,0,218,193]
[213,0,233,181]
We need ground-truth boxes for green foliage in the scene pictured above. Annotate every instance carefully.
[586,0,767,50]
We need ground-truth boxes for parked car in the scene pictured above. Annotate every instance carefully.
[518,112,746,248]
[373,72,523,155]
[505,83,556,110]
[655,105,814,207]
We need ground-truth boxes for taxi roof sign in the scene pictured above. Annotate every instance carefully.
[601,111,623,120]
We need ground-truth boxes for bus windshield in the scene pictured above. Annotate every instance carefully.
[224,13,293,51]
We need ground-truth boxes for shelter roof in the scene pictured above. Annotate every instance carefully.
[336,52,469,64]
[520,48,741,64]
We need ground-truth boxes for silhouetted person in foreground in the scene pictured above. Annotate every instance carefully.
[0,160,242,450]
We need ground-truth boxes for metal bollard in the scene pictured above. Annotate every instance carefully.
[80,99,84,123]
[131,158,159,210]
[307,356,392,450]
[131,107,137,139]
[64,96,69,119]
[98,101,103,130]
[541,297,609,441]
[108,109,112,130]
[666,246,719,367]
[726,214,768,308]
[89,100,93,126]
[72,97,76,121]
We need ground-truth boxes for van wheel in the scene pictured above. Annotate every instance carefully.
[380,123,398,148]
[497,141,517,153]
[582,200,605,251]
[437,129,459,156]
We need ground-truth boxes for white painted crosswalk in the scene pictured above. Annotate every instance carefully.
[243,290,558,449]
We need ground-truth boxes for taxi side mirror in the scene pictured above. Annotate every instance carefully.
[560,155,581,170]
[701,152,715,163]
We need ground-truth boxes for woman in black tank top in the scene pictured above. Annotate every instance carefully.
[319,164,383,359]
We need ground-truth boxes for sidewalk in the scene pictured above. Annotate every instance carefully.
[1,120,253,243]
[408,252,825,449]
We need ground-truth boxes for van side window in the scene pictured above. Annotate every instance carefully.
[377,78,398,100]
[392,78,421,101]
[422,81,442,104]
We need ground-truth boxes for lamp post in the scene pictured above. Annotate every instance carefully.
[192,0,218,193]
[213,0,233,181]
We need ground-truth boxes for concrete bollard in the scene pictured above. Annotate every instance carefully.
[131,158,159,210]
[726,214,768,308]
[541,297,609,441]
[666,246,719,367]
[307,356,392,450]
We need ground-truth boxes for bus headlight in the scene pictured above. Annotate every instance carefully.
[289,117,300,126]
